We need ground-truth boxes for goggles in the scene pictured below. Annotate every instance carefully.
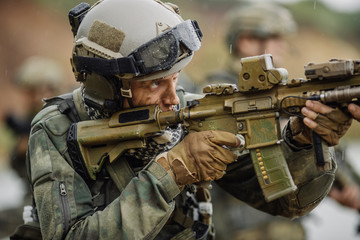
[74,20,202,77]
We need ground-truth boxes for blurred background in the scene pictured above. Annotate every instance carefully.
[1,0,360,239]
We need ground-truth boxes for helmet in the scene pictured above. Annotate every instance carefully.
[15,56,64,89]
[225,2,297,55]
[70,0,202,112]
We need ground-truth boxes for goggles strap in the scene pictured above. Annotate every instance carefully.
[73,56,140,76]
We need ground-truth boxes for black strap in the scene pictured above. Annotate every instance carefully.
[192,221,210,240]
[312,132,325,167]
[44,93,92,182]
[58,98,81,123]
[73,56,140,76]
[43,93,81,123]
[67,123,93,182]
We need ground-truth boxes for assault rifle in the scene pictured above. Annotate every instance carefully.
[68,54,360,202]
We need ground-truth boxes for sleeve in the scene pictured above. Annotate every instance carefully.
[215,122,336,219]
[28,118,180,240]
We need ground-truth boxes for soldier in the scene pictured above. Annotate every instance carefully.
[10,0,353,239]
[3,56,64,239]
[6,56,64,179]
[201,2,296,89]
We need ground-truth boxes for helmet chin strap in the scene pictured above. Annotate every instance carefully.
[121,79,135,108]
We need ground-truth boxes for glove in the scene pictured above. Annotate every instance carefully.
[155,130,241,186]
[290,100,352,146]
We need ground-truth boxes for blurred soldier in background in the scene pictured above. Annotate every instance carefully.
[0,56,64,238]
[202,2,296,89]
[207,3,360,240]
[5,56,64,180]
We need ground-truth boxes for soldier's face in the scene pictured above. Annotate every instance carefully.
[237,35,288,66]
[124,72,180,111]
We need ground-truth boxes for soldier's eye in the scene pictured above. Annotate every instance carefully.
[150,81,160,89]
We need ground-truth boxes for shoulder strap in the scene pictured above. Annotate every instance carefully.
[43,93,81,123]
[105,159,135,192]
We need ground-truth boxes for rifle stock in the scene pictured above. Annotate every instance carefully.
[71,54,360,202]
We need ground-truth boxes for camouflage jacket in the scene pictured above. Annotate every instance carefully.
[26,87,336,240]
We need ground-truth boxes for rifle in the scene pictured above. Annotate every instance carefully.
[68,54,360,202]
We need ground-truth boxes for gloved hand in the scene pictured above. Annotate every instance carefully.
[155,130,241,186]
[290,100,352,146]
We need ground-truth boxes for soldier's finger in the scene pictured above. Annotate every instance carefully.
[348,103,360,121]
[303,117,333,136]
[316,113,345,131]
[303,117,318,129]
[210,130,242,148]
[305,100,333,115]
[301,107,318,120]
[210,144,237,164]
[313,124,332,138]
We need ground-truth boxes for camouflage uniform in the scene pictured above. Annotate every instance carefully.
[14,86,336,240]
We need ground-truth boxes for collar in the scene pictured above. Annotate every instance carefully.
[72,87,91,121]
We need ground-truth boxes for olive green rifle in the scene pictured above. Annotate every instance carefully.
[68,54,360,202]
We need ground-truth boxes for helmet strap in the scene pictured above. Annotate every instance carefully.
[121,80,134,108]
